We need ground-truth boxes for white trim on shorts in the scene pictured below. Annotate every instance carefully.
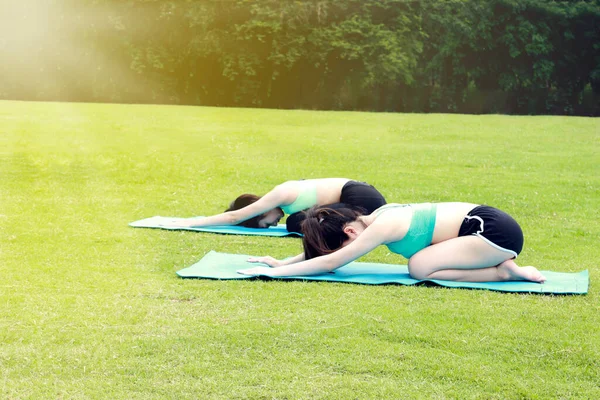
[464,215,518,258]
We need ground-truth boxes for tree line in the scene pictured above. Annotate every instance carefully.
[2,0,598,115]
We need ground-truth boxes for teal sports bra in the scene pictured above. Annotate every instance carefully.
[375,203,438,259]
[280,181,318,214]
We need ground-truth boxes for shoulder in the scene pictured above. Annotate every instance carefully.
[274,180,300,192]
[367,207,409,240]
[369,212,398,230]
[270,181,301,202]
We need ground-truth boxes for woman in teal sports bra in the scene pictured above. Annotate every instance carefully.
[239,202,547,284]
[164,178,386,233]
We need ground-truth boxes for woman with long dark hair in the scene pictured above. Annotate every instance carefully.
[239,203,546,283]
[165,178,386,233]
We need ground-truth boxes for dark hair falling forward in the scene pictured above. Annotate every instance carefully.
[225,194,264,228]
[301,206,364,260]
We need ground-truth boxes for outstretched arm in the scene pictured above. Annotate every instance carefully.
[238,226,384,277]
[165,186,291,227]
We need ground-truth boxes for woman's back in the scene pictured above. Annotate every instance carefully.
[280,178,350,209]
[370,202,478,246]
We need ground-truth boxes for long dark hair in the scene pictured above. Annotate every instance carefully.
[225,194,265,228]
[301,205,365,259]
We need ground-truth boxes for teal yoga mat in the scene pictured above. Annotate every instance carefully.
[177,251,589,294]
[129,216,301,237]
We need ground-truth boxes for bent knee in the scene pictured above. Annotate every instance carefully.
[407,255,431,280]
[285,212,305,233]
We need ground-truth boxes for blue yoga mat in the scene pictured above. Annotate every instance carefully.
[176,251,589,294]
[129,216,301,237]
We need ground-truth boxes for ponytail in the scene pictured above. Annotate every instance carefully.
[301,205,364,259]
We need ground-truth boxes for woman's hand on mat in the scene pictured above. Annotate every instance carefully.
[247,256,282,268]
[160,218,197,227]
[237,267,273,276]
[159,219,189,227]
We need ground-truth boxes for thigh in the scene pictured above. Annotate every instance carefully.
[407,235,515,278]
[340,181,387,213]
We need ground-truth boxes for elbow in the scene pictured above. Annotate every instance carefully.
[225,211,242,224]
[324,258,341,273]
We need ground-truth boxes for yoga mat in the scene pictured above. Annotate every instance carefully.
[129,216,301,237]
[176,251,589,294]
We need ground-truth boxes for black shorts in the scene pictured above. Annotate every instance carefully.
[285,180,387,233]
[458,205,524,257]
[339,180,387,214]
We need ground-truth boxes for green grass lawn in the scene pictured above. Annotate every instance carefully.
[1,100,598,399]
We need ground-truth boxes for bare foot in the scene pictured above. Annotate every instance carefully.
[497,259,546,283]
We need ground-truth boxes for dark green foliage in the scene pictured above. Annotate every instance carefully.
[1,0,598,114]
